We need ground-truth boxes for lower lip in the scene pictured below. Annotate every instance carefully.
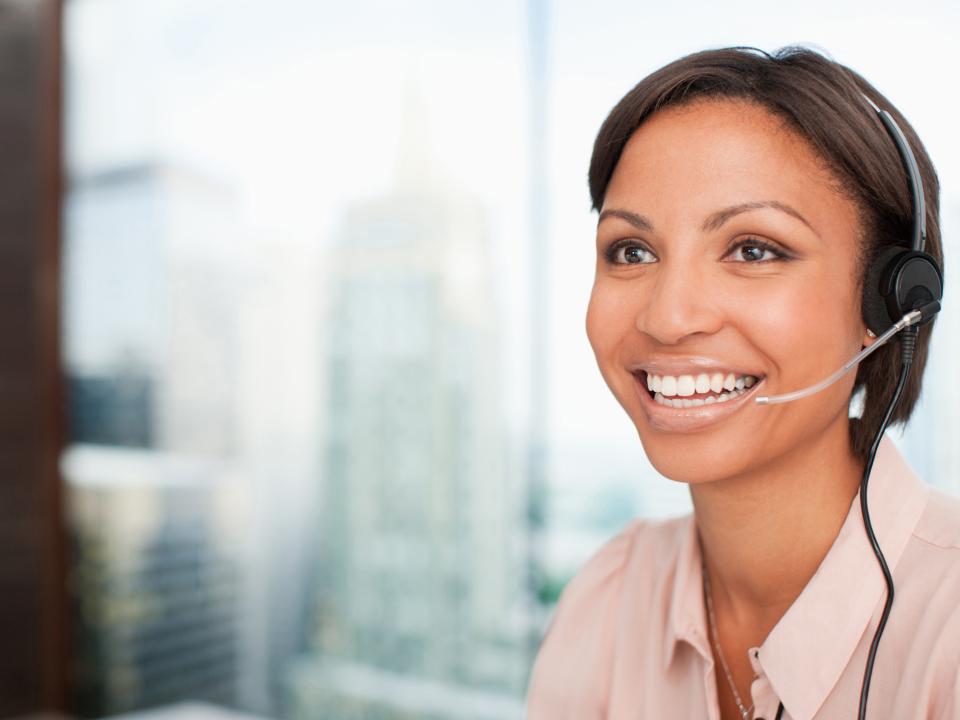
[633,373,766,433]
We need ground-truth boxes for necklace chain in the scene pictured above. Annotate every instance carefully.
[702,560,756,720]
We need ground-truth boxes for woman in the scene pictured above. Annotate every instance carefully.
[525,47,957,720]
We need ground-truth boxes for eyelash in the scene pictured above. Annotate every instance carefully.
[603,237,790,265]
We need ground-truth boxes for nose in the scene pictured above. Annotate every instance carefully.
[636,257,724,345]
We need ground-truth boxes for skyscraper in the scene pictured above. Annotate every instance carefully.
[285,76,527,720]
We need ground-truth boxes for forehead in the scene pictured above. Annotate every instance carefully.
[603,98,853,227]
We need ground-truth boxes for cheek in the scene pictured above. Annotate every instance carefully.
[726,279,805,356]
[585,280,631,358]
[723,269,861,387]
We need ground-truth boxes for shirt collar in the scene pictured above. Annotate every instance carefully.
[662,434,930,720]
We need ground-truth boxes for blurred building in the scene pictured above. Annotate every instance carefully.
[62,446,247,717]
[61,160,262,716]
[68,363,155,448]
[63,160,240,456]
[283,84,527,720]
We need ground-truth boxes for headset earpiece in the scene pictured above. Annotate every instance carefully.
[859,94,944,338]
[862,245,942,337]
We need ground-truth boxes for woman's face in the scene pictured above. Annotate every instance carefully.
[586,98,873,484]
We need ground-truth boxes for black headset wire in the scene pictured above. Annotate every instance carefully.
[772,325,917,720]
[857,324,916,719]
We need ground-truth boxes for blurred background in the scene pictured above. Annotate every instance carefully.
[2,0,958,718]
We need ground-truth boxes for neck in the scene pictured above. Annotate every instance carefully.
[690,412,865,633]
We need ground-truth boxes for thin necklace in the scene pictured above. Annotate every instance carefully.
[702,559,755,720]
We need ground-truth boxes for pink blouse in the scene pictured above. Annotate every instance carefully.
[524,434,960,719]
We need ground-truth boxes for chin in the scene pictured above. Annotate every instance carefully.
[624,391,779,484]
[635,428,762,485]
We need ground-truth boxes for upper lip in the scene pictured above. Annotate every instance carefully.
[627,355,766,378]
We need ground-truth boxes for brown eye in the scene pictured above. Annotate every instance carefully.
[621,246,651,264]
[605,240,656,265]
[740,245,768,261]
[726,238,786,263]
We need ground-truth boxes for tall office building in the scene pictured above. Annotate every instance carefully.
[284,80,527,720]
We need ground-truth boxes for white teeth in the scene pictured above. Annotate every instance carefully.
[645,371,761,399]
[652,384,754,408]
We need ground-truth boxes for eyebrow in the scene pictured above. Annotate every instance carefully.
[597,200,817,236]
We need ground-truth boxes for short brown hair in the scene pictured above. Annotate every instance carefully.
[587,45,944,462]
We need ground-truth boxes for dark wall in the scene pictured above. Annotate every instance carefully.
[0,0,68,715]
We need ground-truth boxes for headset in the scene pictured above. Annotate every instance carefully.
[763,96,943,719]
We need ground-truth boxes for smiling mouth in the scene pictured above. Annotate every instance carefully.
[634,370,765,408]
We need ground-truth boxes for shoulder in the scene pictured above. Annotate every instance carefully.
[900,486,960,613]
[525,514,691,717]
[904,485,960,594]
[912,486,960,551]
[897,486,960,716]
[903,485,960,615]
